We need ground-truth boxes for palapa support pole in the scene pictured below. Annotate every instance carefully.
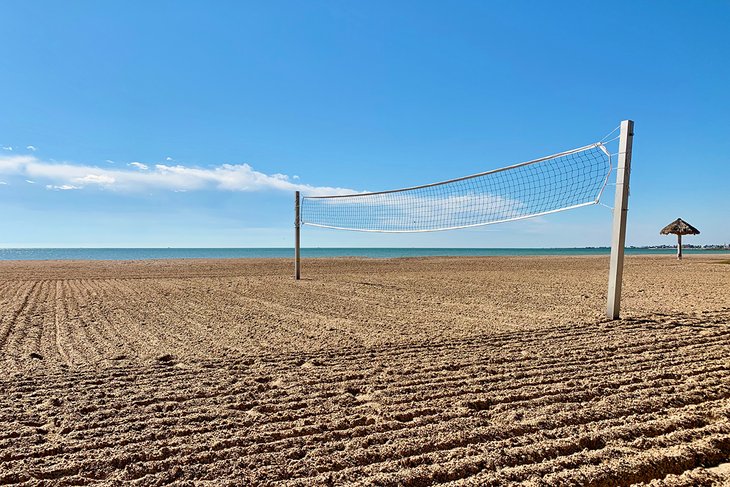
[294,191,301,280]
[677,234,682,260]
[607,120,634,320]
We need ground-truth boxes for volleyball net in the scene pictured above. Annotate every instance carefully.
[294,121,634,321]
[299,142,612,233]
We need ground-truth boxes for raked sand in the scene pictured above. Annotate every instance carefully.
[0,255,728,485]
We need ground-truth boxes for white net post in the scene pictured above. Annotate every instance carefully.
[294,190,301,280]
[606,120,634,319]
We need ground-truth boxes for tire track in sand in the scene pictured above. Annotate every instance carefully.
[0,281,37,353]
[0,311,728,485]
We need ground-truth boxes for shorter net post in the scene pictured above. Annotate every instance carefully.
[294,191,301,280]
[607,120,634,319]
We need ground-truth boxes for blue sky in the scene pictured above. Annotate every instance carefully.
[1,0,728,248]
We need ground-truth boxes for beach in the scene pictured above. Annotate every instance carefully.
[1,255,729,484]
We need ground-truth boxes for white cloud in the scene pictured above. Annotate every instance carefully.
[165,156,174,161]
[26,145,37,151]
[75,174,116,185]
[0,155,354,196]
[0,181,7,185]
[25,179,36,184]
[2,146,12,151]
[46,184,81,191]
[105,159,115,164]
[129,162,149,170]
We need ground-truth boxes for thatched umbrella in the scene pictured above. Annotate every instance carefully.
[660,218,700,260]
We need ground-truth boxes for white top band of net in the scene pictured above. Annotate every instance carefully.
[300,142,612,233]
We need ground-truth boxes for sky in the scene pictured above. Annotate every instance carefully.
[1,0,728,248]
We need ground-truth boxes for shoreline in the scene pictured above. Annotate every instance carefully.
[0,253,728,269]
[1,247,729,262]
[0,252,728,265]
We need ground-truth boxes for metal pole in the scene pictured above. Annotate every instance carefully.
[607,120,634,319]
[294,191,301,280]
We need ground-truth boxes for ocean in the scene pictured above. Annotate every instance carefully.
[0,247,726,261]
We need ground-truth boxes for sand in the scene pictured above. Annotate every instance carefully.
[0,255,728,485]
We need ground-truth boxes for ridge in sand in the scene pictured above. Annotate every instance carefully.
[0,255,728,485]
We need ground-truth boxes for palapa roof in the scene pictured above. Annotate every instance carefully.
[660,218,700,236]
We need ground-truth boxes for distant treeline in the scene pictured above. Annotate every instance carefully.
[629,244,730,250]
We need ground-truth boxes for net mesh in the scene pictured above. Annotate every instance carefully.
[300,143,611,233]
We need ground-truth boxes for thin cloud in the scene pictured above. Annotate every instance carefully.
[26,145,37,151]
[77,174,116,185]
[0,155,355,196]
[313,192,525,232]
[105,159,115,164]
[25,179,36,184]
[165,156,174,161]
[46,184,81,191]
[1,146,12,151]
[129,162,149,170]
